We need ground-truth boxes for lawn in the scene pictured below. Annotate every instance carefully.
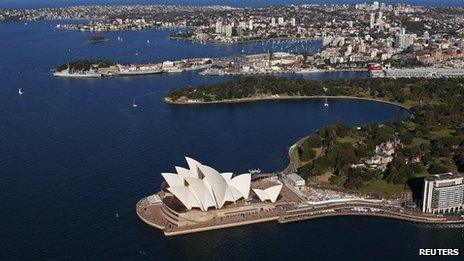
[361,179,407,199]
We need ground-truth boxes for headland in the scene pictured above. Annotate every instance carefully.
[137,76,464,236]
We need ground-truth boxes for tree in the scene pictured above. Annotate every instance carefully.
[303,134,322,148]
[355,143,371,158]
[298,147,316,162]
[400,131,414,145]
[455,148,464,172]
[344,169,364,189]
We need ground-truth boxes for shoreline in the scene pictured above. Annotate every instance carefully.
[170,36,321,45]
[137,196,464,236]
[164,95,412,111]
[199,68,365,76]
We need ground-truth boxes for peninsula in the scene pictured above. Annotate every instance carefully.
[165,77,464,195]
[137,76,464,236]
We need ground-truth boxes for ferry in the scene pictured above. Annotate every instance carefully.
[367,63,385,78]
[248,168,262,174]
[163,68,184,73]
[295,68,322,74]
[52,68,102,78]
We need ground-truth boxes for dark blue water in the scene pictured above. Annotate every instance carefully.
[0,20,463,260]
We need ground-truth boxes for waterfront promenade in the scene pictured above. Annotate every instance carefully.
[279,201,464,225]
[137,191,464,236]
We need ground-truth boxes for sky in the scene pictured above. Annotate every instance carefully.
[0,0,462,9]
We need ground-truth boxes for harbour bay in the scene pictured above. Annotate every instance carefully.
[0,20,463,260]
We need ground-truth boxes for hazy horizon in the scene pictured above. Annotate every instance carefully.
[1,0,463,9]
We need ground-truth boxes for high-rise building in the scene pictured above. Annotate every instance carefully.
[278,17,284,25]
[358,41,366,53]
[291,18,296,27]
[372,1,380,10]
[249,19,253,30]
[395,29,415,49]
[224,25,233,37]
[422,173,464,214]
[271,17,276,27]
[370,13,375,29]
[347,45,352,54]
[215,21,222,34]
[423,31,430,40]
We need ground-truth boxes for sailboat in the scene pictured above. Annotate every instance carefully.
[18,88,23,96]
[132,98,138,108]
[324,97,329,108]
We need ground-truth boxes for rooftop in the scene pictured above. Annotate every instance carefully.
[425,172,464,182]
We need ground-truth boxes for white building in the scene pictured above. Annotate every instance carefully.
[291,18,296,27]
[162,157,251,211]
[395,29,415,50]
[224,25,233,37]
[287,173,305,189]
[370,13,376,29]
[422,173,464,214]
[271,17,276,27]
[253,185,283,203]
[215,21,222,34]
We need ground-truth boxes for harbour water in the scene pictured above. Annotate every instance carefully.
[0,20,463,260]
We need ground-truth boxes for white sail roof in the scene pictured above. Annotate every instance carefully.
[161,157,251,211]
[252,184,283,203]
[228,174,251,199]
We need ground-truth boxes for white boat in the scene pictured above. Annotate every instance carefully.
[324,97,329,108]
[163,68,184,73]
[53,68,102,78]
[295,68,322,74]
[248,168,261,174]
[18,88,23,95]
[199,68,224,76]
[132,99,138,108]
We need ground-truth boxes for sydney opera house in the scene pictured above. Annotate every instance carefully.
[136,157,284,235]
[162,157,252,211]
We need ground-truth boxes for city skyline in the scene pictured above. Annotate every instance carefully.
[1,0,464,9]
